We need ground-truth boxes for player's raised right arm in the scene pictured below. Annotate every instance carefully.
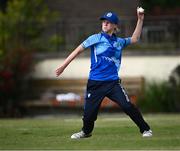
[55,44,84,77]
[131,7,144,44]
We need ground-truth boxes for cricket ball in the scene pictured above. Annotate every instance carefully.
[137,7,144,14]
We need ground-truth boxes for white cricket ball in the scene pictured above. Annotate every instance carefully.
[137,7,144,13]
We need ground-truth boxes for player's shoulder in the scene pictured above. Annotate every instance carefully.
[86,33,102,41]
[89,33,102,38]
[116,36,126,41]
[116,36,132,47]
[117,37,131,42]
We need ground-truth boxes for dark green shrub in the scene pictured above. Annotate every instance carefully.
[138,81,180,112]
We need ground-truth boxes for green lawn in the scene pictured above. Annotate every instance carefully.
[0,114,180,150]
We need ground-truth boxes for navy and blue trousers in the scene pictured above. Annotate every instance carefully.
[82,80,150,134]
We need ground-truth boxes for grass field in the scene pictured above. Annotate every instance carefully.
[0,114,180,150]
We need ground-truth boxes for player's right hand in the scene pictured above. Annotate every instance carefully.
[55,66,65,77]
[137,7,144,20]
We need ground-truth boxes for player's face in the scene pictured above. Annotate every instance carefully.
[102,20,117,35]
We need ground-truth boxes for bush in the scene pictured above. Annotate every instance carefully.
[138,81,180,113]
[0,48,33,117]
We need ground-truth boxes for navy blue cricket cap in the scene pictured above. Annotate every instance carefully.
[100,12,119,24]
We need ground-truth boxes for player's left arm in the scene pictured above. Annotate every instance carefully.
[55,44,84,77]
[130,7,144,44]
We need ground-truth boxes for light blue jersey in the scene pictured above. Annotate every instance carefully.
[82,32,131,81]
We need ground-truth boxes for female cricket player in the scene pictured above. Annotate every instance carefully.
[55,7,152,139]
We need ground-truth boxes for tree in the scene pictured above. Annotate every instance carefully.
[0,0,59,117]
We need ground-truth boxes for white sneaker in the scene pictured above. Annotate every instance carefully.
[71,131,92,139]
[142,130,153,137]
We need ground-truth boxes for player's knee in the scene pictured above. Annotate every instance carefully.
[121,102,134,112]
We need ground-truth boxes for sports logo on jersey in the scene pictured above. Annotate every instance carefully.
[113,42,122,49]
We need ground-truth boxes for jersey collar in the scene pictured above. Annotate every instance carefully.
[101,31,117,41]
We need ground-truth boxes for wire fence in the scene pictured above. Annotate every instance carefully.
[1,15,180,57]
[46,16,180,54]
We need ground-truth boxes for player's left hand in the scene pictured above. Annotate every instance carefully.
[55,66,65,77]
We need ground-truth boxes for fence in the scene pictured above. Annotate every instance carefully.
[51,16,180,54]
[1,16,180,55]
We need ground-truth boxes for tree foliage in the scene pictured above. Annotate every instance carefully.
[0,0,59,55]
[0,0,59,117]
